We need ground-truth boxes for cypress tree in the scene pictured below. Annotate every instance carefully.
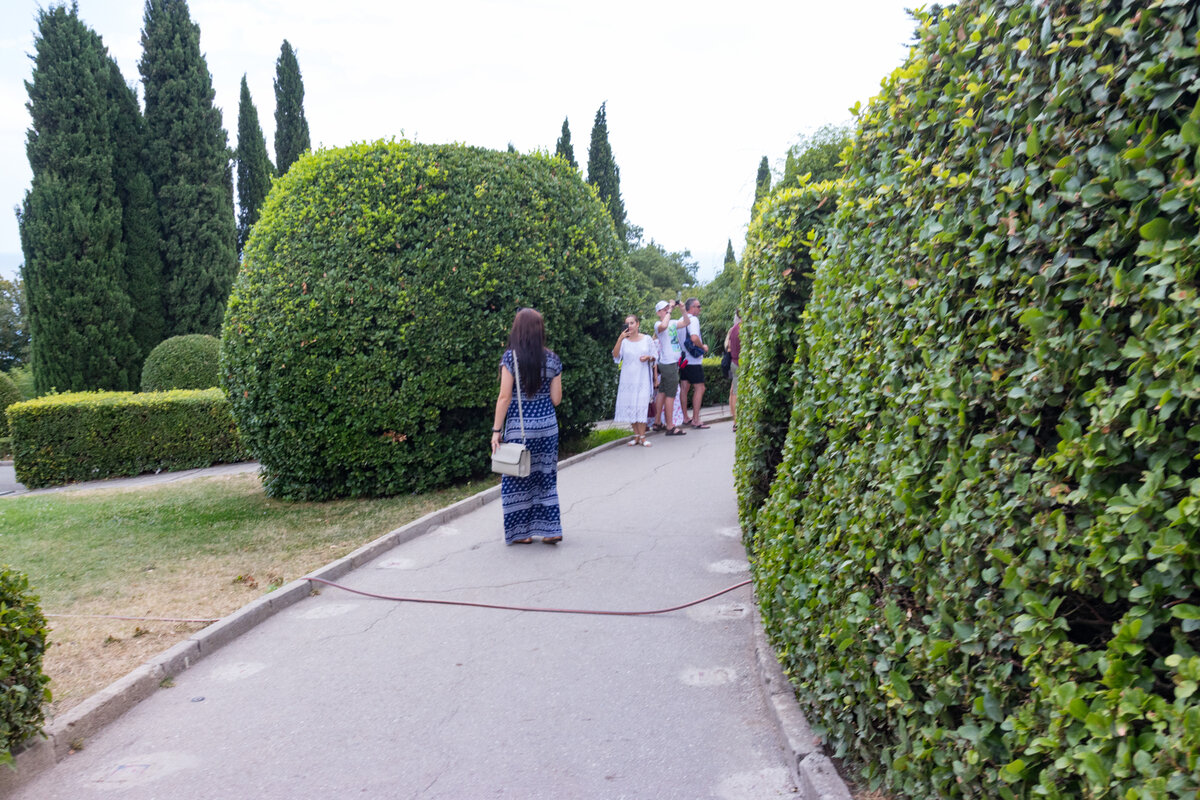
[236,74,274,257]
[19,5,139,393]
[586,102,627,243]
[108,65,165,362]
[724,239,737,270]
[273,40,310,177]
[753,156,771,214]
[555,117,577,168]
[139,0,238,337]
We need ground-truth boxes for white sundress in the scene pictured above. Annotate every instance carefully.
[613,335,657,423]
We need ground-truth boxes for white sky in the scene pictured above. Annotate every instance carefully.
[0,0,919,282]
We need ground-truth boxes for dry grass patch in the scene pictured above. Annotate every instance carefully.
[0,471,494,718]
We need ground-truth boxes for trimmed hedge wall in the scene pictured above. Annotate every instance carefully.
[9,389,248,488]
[0,566,50,768]
[746,1,1200,798]
[222,140,633,500]
[140,334,220,392]
[735,183,838,548]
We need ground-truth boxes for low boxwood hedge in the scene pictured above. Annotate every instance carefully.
[222,140,633,500]
[9,389,248,488]
[0,566,50,768]
[747,1,1200,797]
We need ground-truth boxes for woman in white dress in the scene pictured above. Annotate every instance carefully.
[612,314,658,447]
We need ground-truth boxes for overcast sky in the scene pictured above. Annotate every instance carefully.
[0,0,920,283]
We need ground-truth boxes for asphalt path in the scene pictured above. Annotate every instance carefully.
[9,419,803,799]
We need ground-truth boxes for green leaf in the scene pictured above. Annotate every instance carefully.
[1138,217,1170,241]
[1114,180,1149,200]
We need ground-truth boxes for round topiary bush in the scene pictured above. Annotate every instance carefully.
[140,334,220,392]
[0,372,21,437]
[0,566,51,767]
[751,1,1200,797]
[221,140,632,500]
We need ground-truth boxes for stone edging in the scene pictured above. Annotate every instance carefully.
[0,431,646,794]
[752,606,854,799]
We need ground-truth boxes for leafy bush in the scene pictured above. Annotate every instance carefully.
[0,566,50,767]
[698,355,732,408]
[9,389,248,488]
[749,2,1200,797]
[222,140,633,500]
[734,182,838,549]
[6,366,35,402]
[140,334,220,392]
[0,372,20,438]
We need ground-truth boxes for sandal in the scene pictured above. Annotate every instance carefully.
[510,537,533,545]
[690,422,711,429]
[542,536,562,544]
[627,437,640,446]
[640,438,652,447]
[665,427,687,436]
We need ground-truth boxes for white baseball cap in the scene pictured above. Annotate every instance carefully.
[655,300,669,312]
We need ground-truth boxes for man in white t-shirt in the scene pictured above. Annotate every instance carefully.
[678,297,709,428]
[653,299,688,435]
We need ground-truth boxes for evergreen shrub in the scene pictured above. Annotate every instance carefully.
[221,140,632,500]
[0,567,50,767]
[9,389,247,488]
[750,2,1200,797]
[140,334,220,392]
[0,373,21,437]
[734,182,838,548]
[698,356,731,408]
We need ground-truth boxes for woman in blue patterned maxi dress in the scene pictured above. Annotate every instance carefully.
[490,308,564,545]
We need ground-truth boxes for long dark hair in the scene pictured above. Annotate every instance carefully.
[508,308,547,397]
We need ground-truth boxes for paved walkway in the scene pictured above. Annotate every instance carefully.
[5,417,825,799]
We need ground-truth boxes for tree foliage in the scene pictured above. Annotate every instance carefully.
[627,240,697,315]
[697,238,743,356]
[0,278,29,372]
[20,5,141,394]
[781,123,852,187]
[555,117,577,168]
[752,155,772,215]
[236,74,274,257]
[586,102,627,243]
[273,39,310,177]
[139,0,237,338]
[108,64,165,361]
[222,141,634,500]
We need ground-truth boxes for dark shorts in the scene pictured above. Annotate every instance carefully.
[680,363,705,385]
[657,362,680,396]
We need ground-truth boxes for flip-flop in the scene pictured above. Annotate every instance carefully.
[665,427,687,436]
[690,423,711,429]
[509,537,533,544]
[542,536,562,544]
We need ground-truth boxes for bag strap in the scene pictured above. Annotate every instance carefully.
[512,351,526,444]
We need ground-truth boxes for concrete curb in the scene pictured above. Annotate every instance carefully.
[1,417,739,793]
[753,606,854,800]
[0,429,681,794]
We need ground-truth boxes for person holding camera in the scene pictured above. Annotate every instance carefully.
[653,299,688,436]
[678,297,709,428]
[612,313,657,447]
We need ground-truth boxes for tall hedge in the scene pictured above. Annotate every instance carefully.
[222,140,632,500]
[748,1,1200,798]
[734,182,837,550]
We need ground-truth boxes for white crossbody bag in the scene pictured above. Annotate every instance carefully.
[491,354,531,478]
